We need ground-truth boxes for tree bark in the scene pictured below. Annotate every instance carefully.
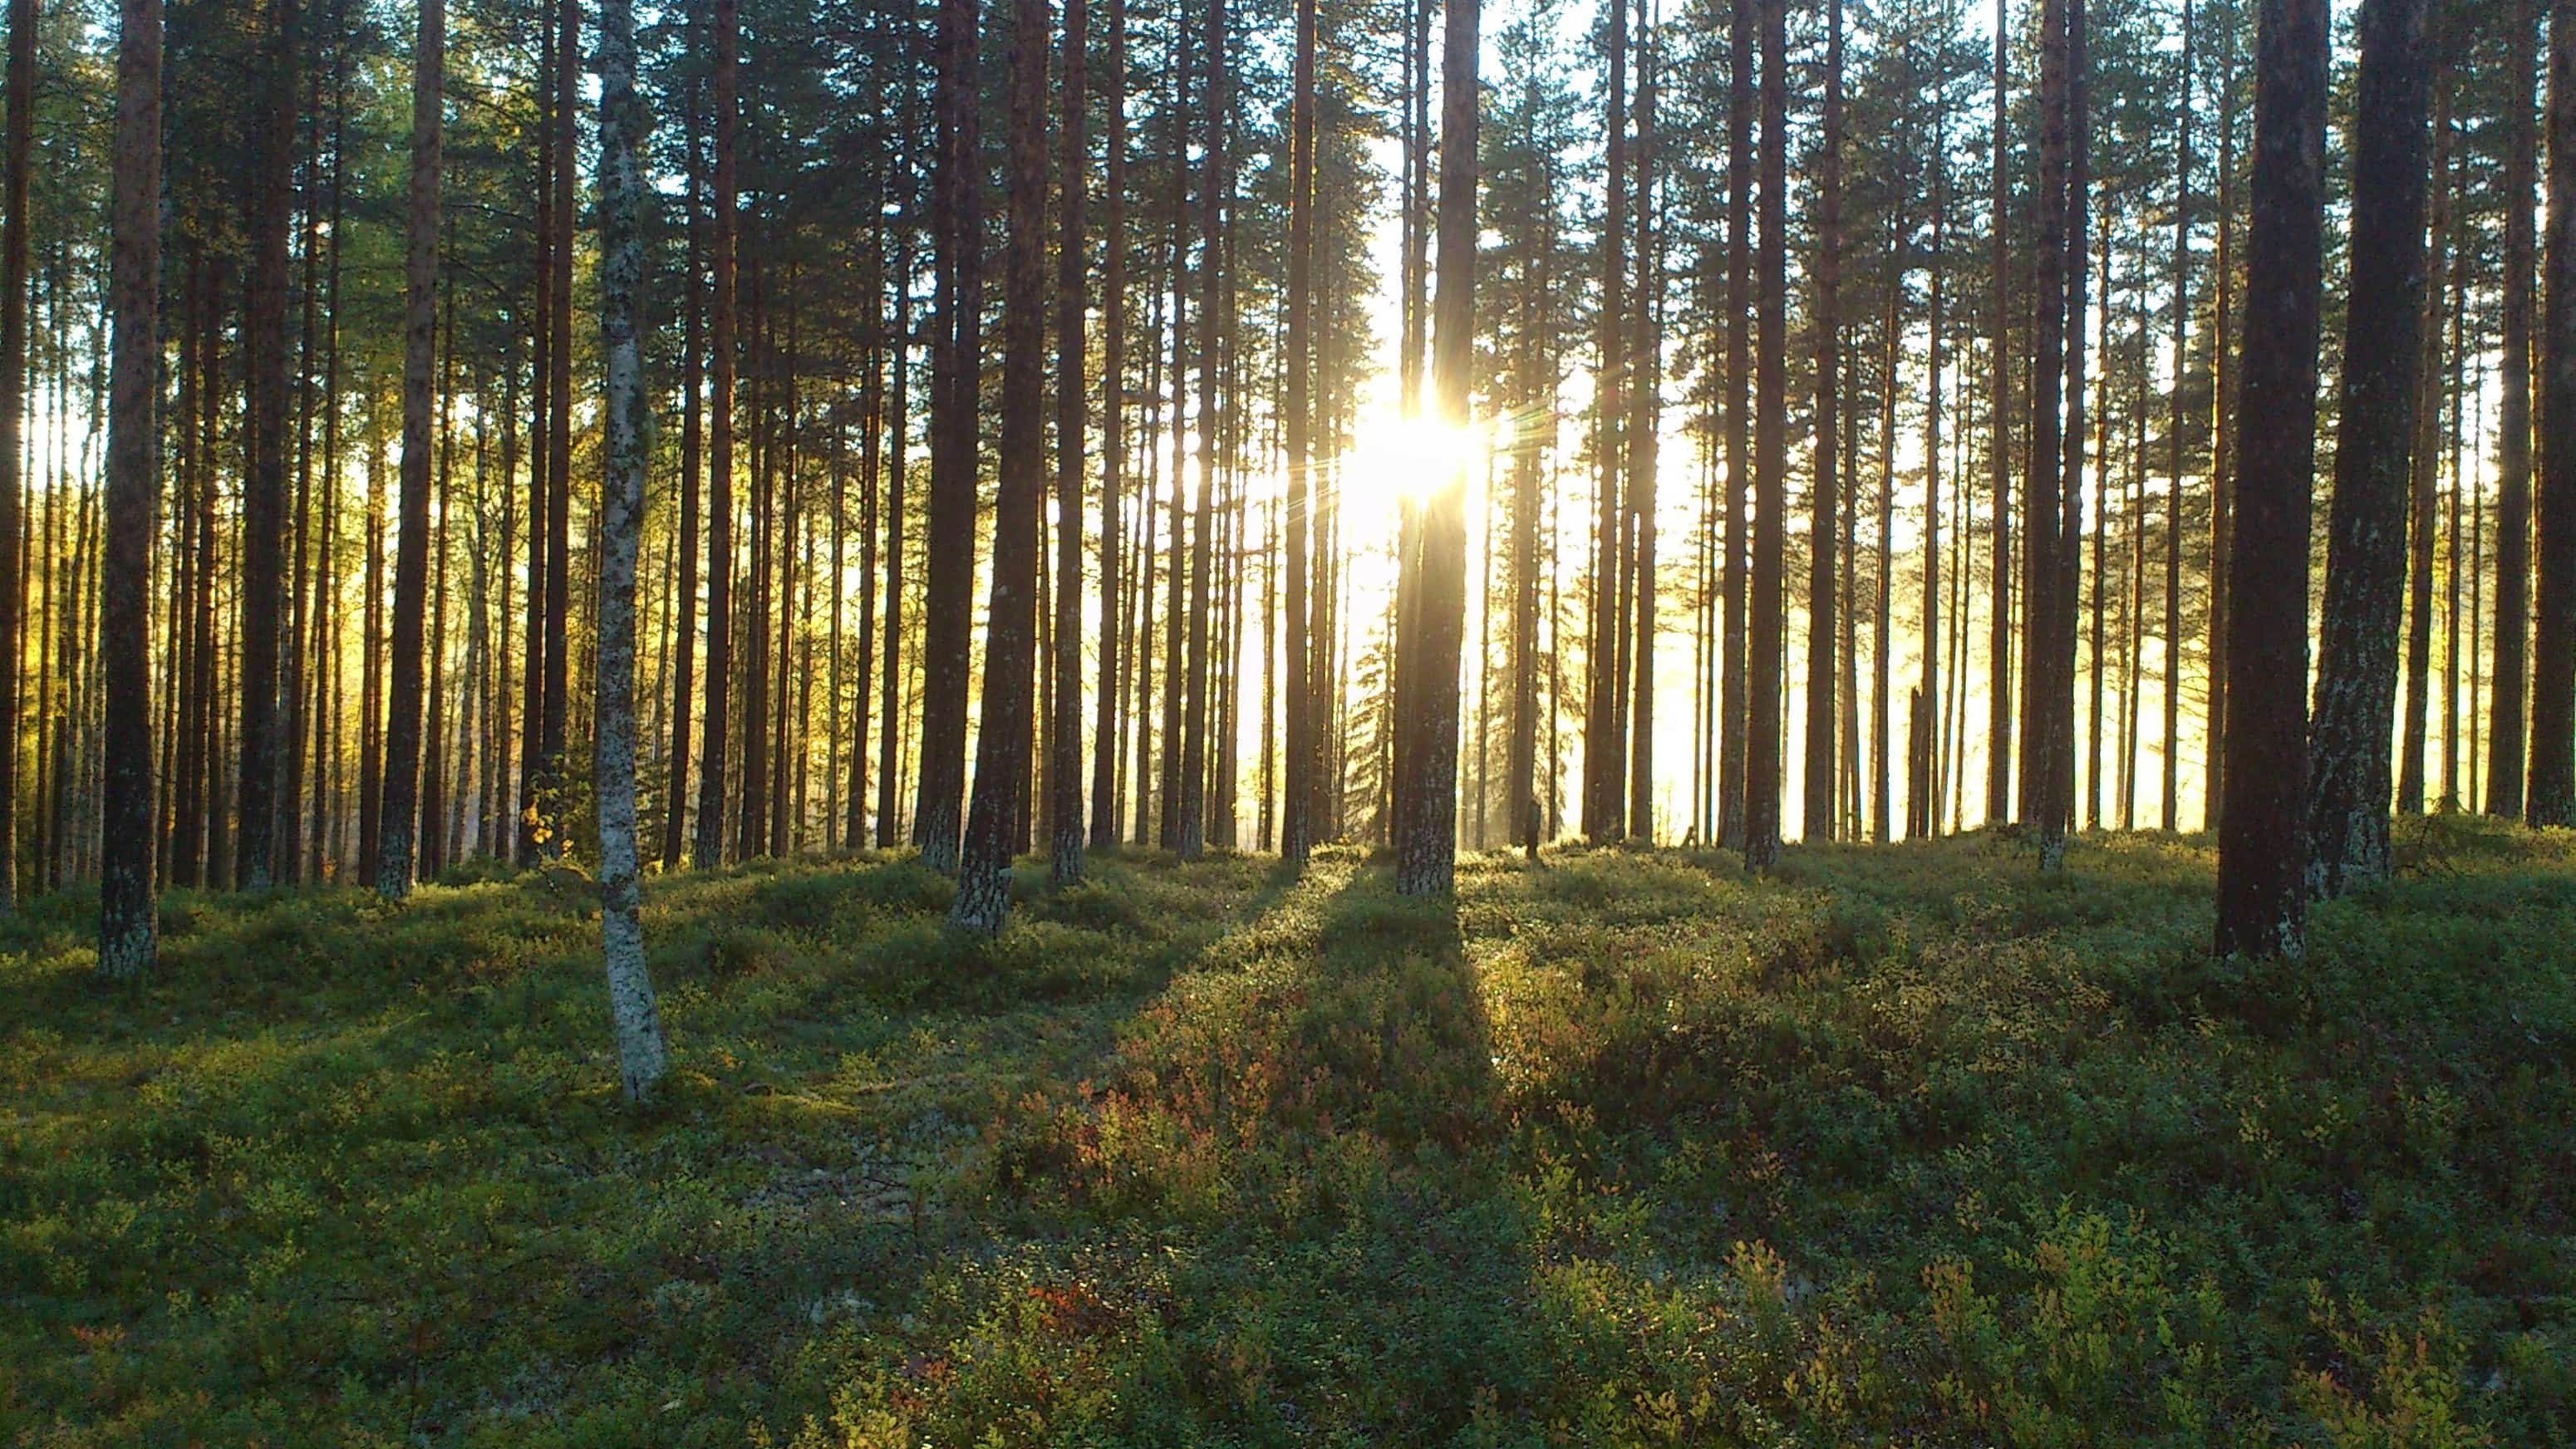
[2215,0,2328,958]
[2532,0,2576,825]
[238,0,296,891]
[1718,0,1753,850]
[1092,0,1129,852]
[1743,0,1787,869]
[1394,0,1477,896]
[99,0,160,978]
[594,0,669,1100]
[1806,0,1842,842]
[916,0,983,871]
[1282,0,1315,866]
[1988,0,2014,827]
[376,0,440,898]
[2494,0,2538,816]
[694,0,740,870]
[952,0,1050,931]
[1586,0,1627,843]
[0,0,32,912]
[661,86,705,871]
[1050,0,1089,884]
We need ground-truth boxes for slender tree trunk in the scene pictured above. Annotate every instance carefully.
[694,0,739,869]
[376,0,440,898]
[0,0,32,912]
[1281,0,1315,866]
[538,0,575,856]
[1177,0,1224,862]
[1743,0,1787,869]
[2215,0,2328,957]
[952,0,1049,931]
[1718,0,1753,849]
[916,0,984,871]
[661,98,705,871]
[2380,82,2441,828]
[877,248,910,847]
[1806,0,1842,842]
[1988,0,2014,826]
[238,0,296,890]
[594,0,668,1101]
[2163,0,2190,833]
[1394,0,1477,895]
[1050,0,1089,883]
[1627,3,1661,842]
[1587,0,1628,843]
[2492,0,2537,817]
[1092,0,1129,852]
[99,0,160,978]
[2206,12,2242,833]
[2531,0,2576,826]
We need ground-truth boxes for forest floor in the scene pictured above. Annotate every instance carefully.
[2,818,2571,1447]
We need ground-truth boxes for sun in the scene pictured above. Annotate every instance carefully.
[1340,411,1491,514]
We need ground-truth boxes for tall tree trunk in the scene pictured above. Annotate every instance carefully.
[2020,0,2068,843]
[1806,0,1842,842]
[376,0,440,898]
[2492,0,2538,817]
[0,0,31,912]
[2041,0,2090,862]
[694,0,739,869]
[661,92,705,871]
[537,0,575,857]
[519,12,553,870]
[2215,0,2328,957]
[2397,84,2448,818]
[916,0,985,870]
[1743,0,1787,869]
[1627,1,1660,842]
[1050,0,1088,883]
[1987,0,2014,826]
[952,0,1049,931]
[2206,8,2242,833]
[1586,0,1628,842]
[1394,0,1477,896]
[1177,0,1223,862]
[99,0,160,977]
[1282,0,1314,866]
[877,245,911,847]
[1091,0,1129,852]
[1718,0,1753,849]
[2163,0,2190,833]
[594,0,668,1101]
[238,0,296,890]
[2532,0,2576,826]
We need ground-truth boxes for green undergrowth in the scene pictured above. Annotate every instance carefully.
[2,816,2570,1446]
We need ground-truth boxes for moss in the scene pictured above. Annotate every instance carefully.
[2,818,2566,1444]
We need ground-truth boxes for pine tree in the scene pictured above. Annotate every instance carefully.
[2306,0,2431,896]
[694,0,740,871]
[1050,0,1089,886]
[2493,0,2537,817]
[99,0,160,978]
[376,0,441,899]
[2215,0,2327,958]
[2532,0,2576,826]
[1395,0,1478,896]
[952,0,1050,931]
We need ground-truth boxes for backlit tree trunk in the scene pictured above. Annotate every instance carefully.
[377,0,441,898]
[2215,0,2328,958]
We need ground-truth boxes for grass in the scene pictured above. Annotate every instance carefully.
[2,816,2570,1446]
